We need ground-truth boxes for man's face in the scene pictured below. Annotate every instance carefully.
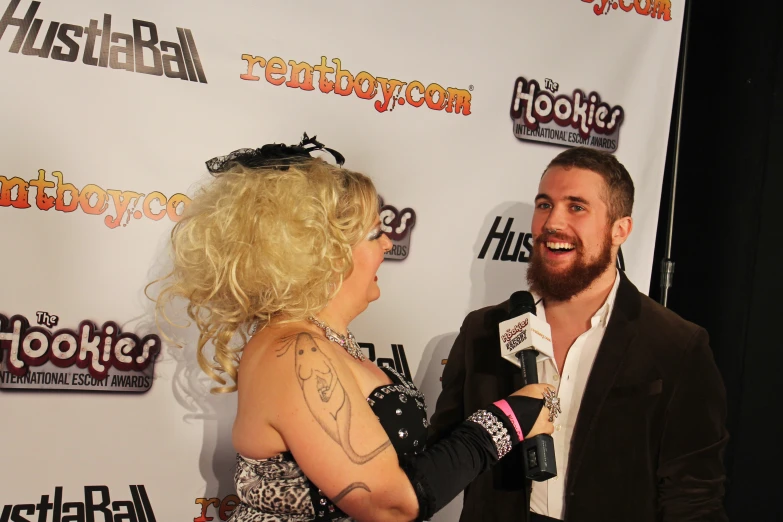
[527,166,616,302]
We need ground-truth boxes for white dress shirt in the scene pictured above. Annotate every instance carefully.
[529,270,621,520]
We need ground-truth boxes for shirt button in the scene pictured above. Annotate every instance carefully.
[556,425,562,432]
[553,374,559,381]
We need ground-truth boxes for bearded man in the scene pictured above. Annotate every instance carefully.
[428,147,729,522]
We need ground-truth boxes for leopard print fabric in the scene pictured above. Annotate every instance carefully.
[227,453,352,521]
[227,366,426,521]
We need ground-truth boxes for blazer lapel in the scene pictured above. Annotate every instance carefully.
[564,272,641,496]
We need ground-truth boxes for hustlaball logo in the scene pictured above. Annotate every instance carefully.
[0,312,160,392]
[0,169,191,229]
[357,342,412,382]
[478,216,534,263]
[510,76,624,152]
[0,0,207,83]
[380,199,416,261]
[240,54,471,116]
[583,0,672,21]
[1,485,157,522]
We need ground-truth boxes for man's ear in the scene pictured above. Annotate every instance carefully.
[612,216,633,247]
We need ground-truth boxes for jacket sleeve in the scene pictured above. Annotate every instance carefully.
[657,328,729,521]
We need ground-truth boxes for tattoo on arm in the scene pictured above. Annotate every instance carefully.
[332,482,371,504]
[279,333,391,464]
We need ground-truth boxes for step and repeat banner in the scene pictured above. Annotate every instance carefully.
[0,0,683,520]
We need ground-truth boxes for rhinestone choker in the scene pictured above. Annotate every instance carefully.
[308,316,366,361]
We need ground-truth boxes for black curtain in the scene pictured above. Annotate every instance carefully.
[649,2,783,520]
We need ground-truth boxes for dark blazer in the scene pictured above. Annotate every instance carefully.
[428,272,729,522]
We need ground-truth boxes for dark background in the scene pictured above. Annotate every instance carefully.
[648,2,782,520]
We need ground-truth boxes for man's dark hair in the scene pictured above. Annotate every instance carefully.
[545,147,635,222]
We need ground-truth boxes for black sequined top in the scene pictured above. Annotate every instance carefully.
[366,365,430,454]
[228,366,428,521]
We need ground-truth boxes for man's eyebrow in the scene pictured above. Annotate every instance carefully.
[534,194,591,205]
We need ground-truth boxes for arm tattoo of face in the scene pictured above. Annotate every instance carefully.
[332,482,371,504]
[278,333,391,464]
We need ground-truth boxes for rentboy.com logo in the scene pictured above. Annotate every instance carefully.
[240,54,471,116]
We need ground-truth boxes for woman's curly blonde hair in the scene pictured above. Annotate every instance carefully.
[151,158,379,393]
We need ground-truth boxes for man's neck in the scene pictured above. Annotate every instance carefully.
[544,266,618,331]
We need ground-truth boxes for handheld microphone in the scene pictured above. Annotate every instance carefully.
[497,291,557,481]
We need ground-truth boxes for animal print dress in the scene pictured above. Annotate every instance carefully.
[228,366,428,521]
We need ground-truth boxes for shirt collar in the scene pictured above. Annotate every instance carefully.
[533,269,621,328]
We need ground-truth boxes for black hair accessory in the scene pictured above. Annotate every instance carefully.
[205,132,345,174]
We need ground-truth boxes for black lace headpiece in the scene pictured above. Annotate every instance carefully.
[205,132,345,174]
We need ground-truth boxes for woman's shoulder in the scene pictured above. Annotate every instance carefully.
[238,322,344,386]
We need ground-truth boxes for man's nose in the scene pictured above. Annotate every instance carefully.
[543,206,568,232]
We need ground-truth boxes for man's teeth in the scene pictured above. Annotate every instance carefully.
[547,242,575,250]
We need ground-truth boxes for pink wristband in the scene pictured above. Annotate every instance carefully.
[493,399,524,442]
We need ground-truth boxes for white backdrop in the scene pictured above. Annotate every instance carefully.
[0,0,683,520]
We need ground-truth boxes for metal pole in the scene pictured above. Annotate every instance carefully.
[660,0,694,307]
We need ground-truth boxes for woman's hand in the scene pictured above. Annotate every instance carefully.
[510,383,556,439]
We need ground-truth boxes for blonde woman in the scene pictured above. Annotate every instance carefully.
[153,134,556,521]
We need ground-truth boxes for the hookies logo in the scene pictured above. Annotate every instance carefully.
[240,54,472,116]
[510,76,625,152]
[0,311,160,392]
[379,198,416,261]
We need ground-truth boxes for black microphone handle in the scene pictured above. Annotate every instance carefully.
[516,348,558,481]
[518,349,539,386]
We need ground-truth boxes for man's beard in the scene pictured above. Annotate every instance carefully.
[526,228,613,302]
